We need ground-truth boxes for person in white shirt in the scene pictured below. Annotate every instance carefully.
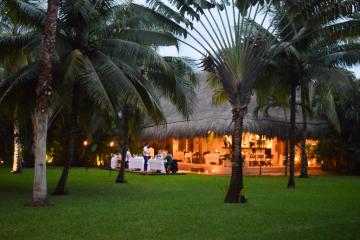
[126,148,131,169]
[143,143,150,171]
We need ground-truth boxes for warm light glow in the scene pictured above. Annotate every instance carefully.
[83,140,88,147]
[0,160,4,164]
[205,170,208,174]
[13,128,21,172]
[306,139,319,146]
[109,141,115,147]
[46,153,53,163]
[212,169,215,174]
[96,155,101,166]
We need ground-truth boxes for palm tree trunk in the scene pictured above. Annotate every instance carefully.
[283,108,289,176]
[225,106,246,203]
[52,84,80,195]
[12,107,22,173]
[116,107,129,183]
[287,82,296,189]
[32,0,59,205]
[32,112,49,204]
[285,138,289,176]
[299,85,308,178]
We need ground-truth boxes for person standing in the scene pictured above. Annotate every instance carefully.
[143,143,150,171]
[125,148,131,169]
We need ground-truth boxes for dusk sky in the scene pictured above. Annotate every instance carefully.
[134,0,360,78]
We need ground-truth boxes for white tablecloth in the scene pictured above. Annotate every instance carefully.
[204,153,220,165]
[110,156,120,169]
[129,157,144,171]
[148,159,166,173]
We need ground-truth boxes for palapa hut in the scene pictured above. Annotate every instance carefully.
[141,74,327,174]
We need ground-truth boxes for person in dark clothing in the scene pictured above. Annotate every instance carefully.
[165,153,178,174]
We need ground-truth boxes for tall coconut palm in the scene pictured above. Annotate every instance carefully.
[283,1,360,181]
[293,1,360,179]
[249,0,360,185]
[115,56,196,183]
[0,0,196,193]
[0,5,33,174]
[32,0,59,205]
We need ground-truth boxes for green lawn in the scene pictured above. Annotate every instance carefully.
[0,167,359,240]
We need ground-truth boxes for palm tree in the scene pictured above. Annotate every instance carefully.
[32,0,59,205]
[115,56,196,183]
[284,1,360,181]
[0,5,33,174]
[0,0,196,193]
[253,74,290,175]
[317,79,360,174]
[248,0,360,187]
[150,0,293,203]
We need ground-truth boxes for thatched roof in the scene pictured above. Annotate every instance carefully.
[141,73,328,140]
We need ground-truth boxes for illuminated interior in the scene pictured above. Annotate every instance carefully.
[148,132,320,168]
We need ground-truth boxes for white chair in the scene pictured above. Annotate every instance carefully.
[184,152,192,163]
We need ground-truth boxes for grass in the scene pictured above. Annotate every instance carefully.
[0,167,359,240]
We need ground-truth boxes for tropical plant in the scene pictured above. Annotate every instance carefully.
[0,4,34,174]
[316,77,360,172]
[0,0,196,194]
[148,0,296,203]
[250,0,360,187]
[32,0,59,205]
[253,74,290,175]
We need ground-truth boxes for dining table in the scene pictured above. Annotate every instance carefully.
[148,158,166,173]
[128,156,144,171]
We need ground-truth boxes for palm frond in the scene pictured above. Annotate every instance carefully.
[310,42,360,67]
[0,62,39,104]
[62,49,116,117]
[130,3,188,36]
[146,57,196,119]
[97,39,172,73]
[111,58,165,123]
[163,56,198,85]
[117,29,178,48]
[312,80,341,133]
[0,33,41,62]
[206,73,228,105]
[1,0,46,28]
[318,19,360,43]
[89,50,162,118]
[291,0,360,27]
[145,0,194,27]
[59,0,101,27]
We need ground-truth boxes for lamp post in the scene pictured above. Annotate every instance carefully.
[109,141,115,175]
[83,140,88,171]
